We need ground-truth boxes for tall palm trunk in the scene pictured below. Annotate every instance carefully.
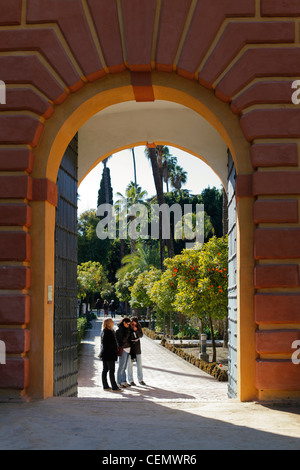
[148,147,174,264]
[132,148,137,186]
[149,148,165,269]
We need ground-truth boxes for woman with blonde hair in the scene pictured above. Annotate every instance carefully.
[99,318,122,392]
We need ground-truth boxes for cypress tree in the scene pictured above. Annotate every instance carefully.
[97,159,113,208]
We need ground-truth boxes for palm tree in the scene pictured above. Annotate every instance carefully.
[170,165,188,191]
[116,182,148,254]
[131,148,137,186]
[145,145,175,266]
[116,242,160,278]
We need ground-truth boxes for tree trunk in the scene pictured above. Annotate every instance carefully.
[129,215,136,253]
[208,315,216,363]
[132,148,137,186]
[148,147,174,262]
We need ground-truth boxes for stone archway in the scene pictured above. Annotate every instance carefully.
[0,0,300,402]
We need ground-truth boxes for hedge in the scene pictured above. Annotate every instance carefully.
[77,317,87,348]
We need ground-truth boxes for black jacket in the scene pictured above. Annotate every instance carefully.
[129,324,143,356]
[116,324,131,349]
[100,328,118,362]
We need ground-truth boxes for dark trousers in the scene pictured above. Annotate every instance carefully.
[102,361,118,389]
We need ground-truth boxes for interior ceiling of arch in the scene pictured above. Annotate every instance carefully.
[78,100,228,186]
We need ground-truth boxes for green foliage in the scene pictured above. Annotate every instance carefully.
[117,242,160,278]
[130,268,161,309]
[172,236,228,322]
[77,261,111,299]
[77,317,87,348]
[114,268,142,303]
[201,187,223,238]
[78,209,110,266]
[78,210,130,282]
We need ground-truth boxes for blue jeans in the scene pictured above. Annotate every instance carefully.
[117,350,129,385]
[127,354,143,383]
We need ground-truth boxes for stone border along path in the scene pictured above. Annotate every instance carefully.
[78,315,229,402]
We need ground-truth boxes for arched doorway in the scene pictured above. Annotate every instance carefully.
[1,1,300,403]
[28,73,254,401]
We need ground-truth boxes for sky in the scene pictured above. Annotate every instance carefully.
[77,145,222,215]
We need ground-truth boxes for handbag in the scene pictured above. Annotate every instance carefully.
[118,346,123,357]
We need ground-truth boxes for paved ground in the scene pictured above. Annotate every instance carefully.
[0,315,300,451]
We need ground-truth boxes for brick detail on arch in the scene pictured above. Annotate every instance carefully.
[0,149,34,173]
[0,358,29,390]
[0,55,68,104]
[0,115,44,148]
[177,0,255,78]
[86,0,125,73]
[236,172,300,198]
[0,0,22,25]
[256,330,300,355]
[32,178,58,206]
[241,109,300,142]
[255,294,300,324]
[0,204,32,227]
[27,0,104,79]
[254,200,299,224]
[131,72,154,102]
[254,228,300,260]
[254,264,299,289]
[0,176,32,200]
[231,81,294,114]
[155,0,192,73]
[199,22,294,89]
[2,89,54,120]
[261,0,300,17]
[0,329,30,354]
[0,295,30,325]
[0,267,31,290]
[0,232,31,262]
[121,0,157,72]
[256,360,300,391]
[215,48,300,103]
[0,29,84,93]
[250,143,298,168]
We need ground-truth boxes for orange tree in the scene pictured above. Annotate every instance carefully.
[77,261,111,313]
[149,266,178,335]
[130,268,161,318]
[173,236,228,361]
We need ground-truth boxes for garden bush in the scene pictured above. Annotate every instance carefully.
[77,317,87,348]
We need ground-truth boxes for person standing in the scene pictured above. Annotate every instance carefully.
[116,317,131,388]
[110,300,116,318]
[99,318,122,392]
[127,317,146,386]
[95,298,102,317]
[103,299,109,318]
